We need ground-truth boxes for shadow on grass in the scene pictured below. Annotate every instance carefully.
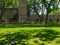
[0,29,60,45]
[0,30,33,45]
[34,29,60,41]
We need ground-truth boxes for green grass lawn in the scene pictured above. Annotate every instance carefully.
[0,27,60,45]
[0,27,60,32]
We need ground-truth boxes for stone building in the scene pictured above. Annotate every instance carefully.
[0,0,28,23]
[0,0,60,24]
[19,0,28,23]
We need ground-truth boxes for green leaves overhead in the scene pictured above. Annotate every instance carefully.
[0,0,60,14]
[5,0,19,8]
[41,0,59,14]
[0,0,19,8]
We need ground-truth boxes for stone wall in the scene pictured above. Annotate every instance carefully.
[27,14,60,24]
[19,0,27,23]
[0,8,18,23]
[0,8,60,24]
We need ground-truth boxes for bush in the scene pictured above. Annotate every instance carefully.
[0,24,60,28]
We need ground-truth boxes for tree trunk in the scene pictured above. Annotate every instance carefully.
[41,3,44,22]
[27,4,30,21]
[45,9,49,24]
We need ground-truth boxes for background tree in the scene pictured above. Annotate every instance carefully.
[0,0,5,22]
[41,0,59,24]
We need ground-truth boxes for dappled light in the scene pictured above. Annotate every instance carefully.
[0,29,60,45]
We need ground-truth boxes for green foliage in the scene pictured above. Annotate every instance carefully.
[0,24,60,28]
[5,0,19,8]
[0,0,19,8]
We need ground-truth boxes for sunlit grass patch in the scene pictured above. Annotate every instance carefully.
[0,27,60,45]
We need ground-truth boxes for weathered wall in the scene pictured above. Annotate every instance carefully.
[19,0,27,23]
[27,14,60,24]
[0,8,60,24]
[0,8,18,23]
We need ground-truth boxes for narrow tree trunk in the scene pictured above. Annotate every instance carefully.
[27,4,30,21]
[41,3,44,22]
[45,9,49,24]
[0,0,5,23]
